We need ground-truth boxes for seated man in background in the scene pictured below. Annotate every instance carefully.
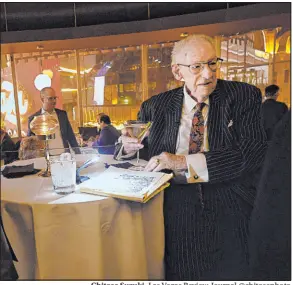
[0,129,18,165]
[96,112,106,136]
[18,136,44,160]
[27,87,80,155]
[93,115,120,154]
[261,84,288,140]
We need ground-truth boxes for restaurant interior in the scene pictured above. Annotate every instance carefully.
[0,2,291,281]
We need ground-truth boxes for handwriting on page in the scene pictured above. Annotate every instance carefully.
[114,174,155,193]
[79,166,167,197]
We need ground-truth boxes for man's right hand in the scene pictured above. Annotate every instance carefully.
[120,128,144,154]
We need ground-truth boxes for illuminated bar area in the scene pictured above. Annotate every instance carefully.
[1,22,290,139]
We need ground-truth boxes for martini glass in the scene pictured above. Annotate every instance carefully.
[123,120,152,171]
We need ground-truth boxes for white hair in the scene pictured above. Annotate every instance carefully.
[171,34,215,65]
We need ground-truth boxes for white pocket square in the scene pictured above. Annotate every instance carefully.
[228,120,233,128]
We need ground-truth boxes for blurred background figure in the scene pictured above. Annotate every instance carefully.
[18,136,44,160]
[248,111,291,280]
[78,127,99,147]
[93,115,120,154]
[0,129,18,165]
[96,112,106,136]
[0,219,18,280]
[27,87,80,155]
[262,84,288,140]
[75,133,83,147]
[80,134,96,147]
[85,136,96,148]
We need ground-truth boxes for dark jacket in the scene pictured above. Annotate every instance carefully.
[0,133,18,164]
[117,79,267,198]
[248,110,291,280]
[93,125,120,154]
[261,99,288,140]
[1,216,18,280]
[115,79,267,280]
[28,108,80,154]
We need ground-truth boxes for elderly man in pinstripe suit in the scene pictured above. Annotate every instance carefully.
[115,34,267,280]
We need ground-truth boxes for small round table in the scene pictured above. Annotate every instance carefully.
[1,155,164,280]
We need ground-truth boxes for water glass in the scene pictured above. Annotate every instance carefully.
[50,155,76,194]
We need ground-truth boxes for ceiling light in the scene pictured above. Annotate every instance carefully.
[42,69,54,79]
[34,74,51,91]
[180,32,189,38]
[61,88,78,92]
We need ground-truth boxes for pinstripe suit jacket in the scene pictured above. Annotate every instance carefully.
[135,79,267,204]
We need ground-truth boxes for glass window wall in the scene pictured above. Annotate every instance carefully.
[147,42,183,98]
[274,29,290,107]
[79,46,143,129]
[220,27,290,106]
[13,50,79,136]
[1,25,290,140]
[1,55,19,138]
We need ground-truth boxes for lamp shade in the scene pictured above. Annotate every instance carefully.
[34,74,51,91]
[30,114,59,136]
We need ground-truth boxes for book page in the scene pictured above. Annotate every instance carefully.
[78,166,169,198]
[49,193,106,204]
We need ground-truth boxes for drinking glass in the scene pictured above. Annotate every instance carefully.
[123,120,152,171]
[50,153,76,194]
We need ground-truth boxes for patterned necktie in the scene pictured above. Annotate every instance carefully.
[189,102,205,154]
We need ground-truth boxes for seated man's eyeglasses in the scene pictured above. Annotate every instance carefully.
[177,57,223,74]
[47,96,58,101]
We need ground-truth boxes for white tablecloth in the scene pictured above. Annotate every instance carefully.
[1,155,164,280]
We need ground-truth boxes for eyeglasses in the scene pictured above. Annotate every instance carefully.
[46,96,58,101]
[177,57,223,74]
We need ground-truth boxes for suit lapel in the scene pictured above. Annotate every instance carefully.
[55,109,65,136]
[207,80,225,150]
[152,82,228,155]
[55,109,68,148]
[55,109,62,125]
[36,109,42,116]
[164,87,184,154]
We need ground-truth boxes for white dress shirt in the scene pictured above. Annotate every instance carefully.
[116,86,210,183]
[41,108,64,155]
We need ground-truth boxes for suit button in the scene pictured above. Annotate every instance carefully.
[194,175,199,179]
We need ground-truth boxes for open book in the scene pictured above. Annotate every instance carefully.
[79,166,173,203]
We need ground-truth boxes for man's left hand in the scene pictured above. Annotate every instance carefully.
[145,152,187,172]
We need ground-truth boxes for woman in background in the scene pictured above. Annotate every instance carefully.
[18,136,44,160]
[0,129,18,165]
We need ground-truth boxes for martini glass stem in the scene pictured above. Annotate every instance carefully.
[136,149,140,165]
[45,138,50,174]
